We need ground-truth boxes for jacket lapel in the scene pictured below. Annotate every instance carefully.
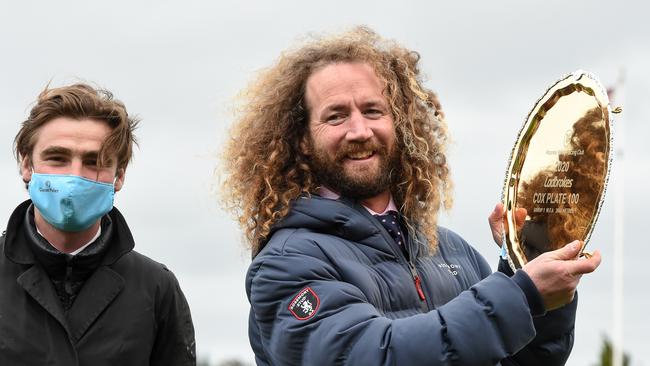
[17,265,71,337]
[66,266,125,343]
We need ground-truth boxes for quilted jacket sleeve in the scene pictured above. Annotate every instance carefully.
[247,232,541,366]
[498,258,577,366]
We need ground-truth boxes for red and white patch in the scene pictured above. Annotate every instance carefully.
[288,287,320,320]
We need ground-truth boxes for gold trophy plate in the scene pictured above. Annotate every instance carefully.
[502,70,615,270]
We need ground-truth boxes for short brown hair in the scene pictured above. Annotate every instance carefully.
[222,27,453,256]
[14,83,139,171]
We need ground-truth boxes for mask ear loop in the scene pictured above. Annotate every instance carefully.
[25,165,35,189]
[112,168,123,186]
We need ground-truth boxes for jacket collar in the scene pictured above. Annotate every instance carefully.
[14,260,125,343]
[3,199,133,343]
[3,200,135,266]
[3,200,35,264]
[24,204,113,279]
[267,194,426,259]
[272,195,380,242]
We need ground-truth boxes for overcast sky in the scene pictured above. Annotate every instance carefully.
[1,1,649,364]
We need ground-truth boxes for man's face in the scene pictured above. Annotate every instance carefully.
[20,117,124,191]
[305,62,398,199]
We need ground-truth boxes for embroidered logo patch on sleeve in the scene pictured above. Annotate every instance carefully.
[288,287,320,320]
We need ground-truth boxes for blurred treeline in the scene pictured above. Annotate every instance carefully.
[198,358,252,366]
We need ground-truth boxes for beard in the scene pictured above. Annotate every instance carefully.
[309,137,399,200]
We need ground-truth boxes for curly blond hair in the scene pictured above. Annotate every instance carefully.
[222,27,453,256]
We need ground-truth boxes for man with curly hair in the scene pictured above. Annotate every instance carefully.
[223,27,601,365]
[0,83,196,365]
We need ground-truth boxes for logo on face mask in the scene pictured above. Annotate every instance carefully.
[39,180,59,193]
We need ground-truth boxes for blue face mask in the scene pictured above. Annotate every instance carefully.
[28,173,115,232]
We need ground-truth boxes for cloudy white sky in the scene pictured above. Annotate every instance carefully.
[1,1,648,364]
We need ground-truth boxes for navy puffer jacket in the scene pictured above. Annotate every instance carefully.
[246,195,576,365]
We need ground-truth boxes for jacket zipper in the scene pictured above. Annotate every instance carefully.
[401,224,426,304]
[408,261,426,301]
[405,253,428,313]
[387,237,428,307]
[399,229,427,309]
[65,257,74,295]
[362,205,428,310]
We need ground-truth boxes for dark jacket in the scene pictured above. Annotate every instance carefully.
[0,200,196,366]
[246,195,576,365]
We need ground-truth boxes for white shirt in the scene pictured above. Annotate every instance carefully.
[37,226,102,256]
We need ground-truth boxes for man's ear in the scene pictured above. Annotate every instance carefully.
[114,168,126,192]
[20,156,32,186]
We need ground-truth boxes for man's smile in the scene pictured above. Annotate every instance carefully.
[345,150,376,160]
